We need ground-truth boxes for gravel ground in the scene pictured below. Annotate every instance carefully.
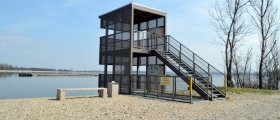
[0,92,280,120]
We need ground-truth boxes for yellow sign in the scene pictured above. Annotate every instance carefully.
[160,77,171,85]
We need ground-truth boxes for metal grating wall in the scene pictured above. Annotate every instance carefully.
[99,5,132,93]
[99,4,166,94]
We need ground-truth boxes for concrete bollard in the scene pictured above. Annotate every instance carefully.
[57,89,65,100]
[98,89,107,98]
[108,81,119,97]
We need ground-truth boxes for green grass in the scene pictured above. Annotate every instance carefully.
[225,87,280,94]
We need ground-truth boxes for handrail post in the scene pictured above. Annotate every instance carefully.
[175,77,177,99]
[168,36,170,52]
[188,76,193,103]
[155,35,158,50]
[179,44,182,71]
[165,47,167,59]
[144,75,146,97]
[157,76,159,98]
[193,53,195,73]
[207,64,210,100]
[147,32,149,50]
[211,76,213,99]
[173,77,175,101]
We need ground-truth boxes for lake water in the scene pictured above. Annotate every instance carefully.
[0,73,98,99]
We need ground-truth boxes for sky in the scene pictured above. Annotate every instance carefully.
[0,0,271,71]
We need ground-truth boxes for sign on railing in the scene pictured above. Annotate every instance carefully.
[160,77,171,85]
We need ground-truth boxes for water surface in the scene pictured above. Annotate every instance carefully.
[0,73,98,99]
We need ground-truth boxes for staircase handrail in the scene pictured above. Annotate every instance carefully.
[133,31,225,97]
[133,30,222,78]
[166,35,226,96]
[167,35,224,75]
[146,33,209,71]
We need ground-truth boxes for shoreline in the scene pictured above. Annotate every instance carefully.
[0,92,279,119]
[0,70,103,76]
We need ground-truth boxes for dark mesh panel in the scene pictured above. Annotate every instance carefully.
[157,17,164,27]
[99,5,132,94]
[148,56,156,64]
[99,4,166,94]
[148,19,157,29]
[140,57,146,65]
[140,22,147,30]
[133,57,137,66]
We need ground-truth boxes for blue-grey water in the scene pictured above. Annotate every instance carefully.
[0,72,228,99]
[0,73,98,99]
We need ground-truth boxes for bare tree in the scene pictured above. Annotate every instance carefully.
[271,46,280,89]
[233,53,242,87]
[211,0,249,87]
[264,44,280,89]
[249,0,279,89]
[242,48,254,87]
[233,47,253,88]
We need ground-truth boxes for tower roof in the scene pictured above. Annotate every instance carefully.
[99,3,166,18]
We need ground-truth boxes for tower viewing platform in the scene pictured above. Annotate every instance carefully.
[98,3,226,102]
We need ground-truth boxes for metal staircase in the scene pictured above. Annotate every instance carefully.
[143,32,226,100]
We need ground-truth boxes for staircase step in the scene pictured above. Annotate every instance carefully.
[200,81,207,87]
[213,91,221,94]
[167,58,175,60]
[210,88,219,91]
[215,95,225,98]
[184,69,193,72]
[197,78,205,81]
[196,77,204,80]
[182,66,191,69]
[180,66,189,69]
[179,63,186,65]
[168,56,176,59]
[201,83,211,86]
[193,74,201,78]
[213,94,223,97]
[187,71,195,74]
[164,51,170,54]
[169,55,176,57]
[169,56,176,59]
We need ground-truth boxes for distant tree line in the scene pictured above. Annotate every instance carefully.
[211,0,280,90]
[0,63,103,72]
[0,63,70,71]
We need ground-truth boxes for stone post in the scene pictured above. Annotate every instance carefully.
[57,89,65,100]
[108,81,119,97]
[98,89,107,98]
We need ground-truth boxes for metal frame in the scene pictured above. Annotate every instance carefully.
[99,3,167,94]
[98,3,226,100]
